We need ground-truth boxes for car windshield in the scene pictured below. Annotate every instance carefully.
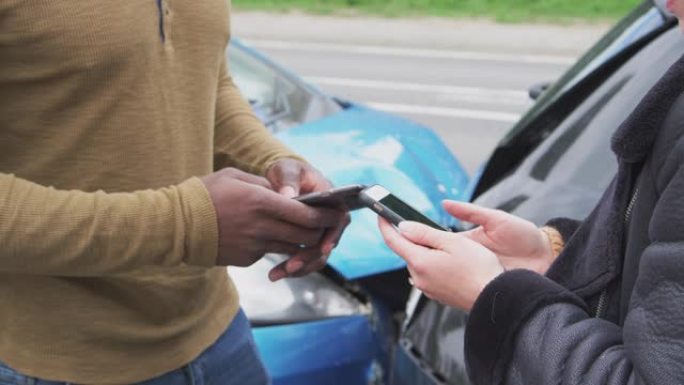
[228,44,299,129]
[228,42,342,133]
[502,1,665,144]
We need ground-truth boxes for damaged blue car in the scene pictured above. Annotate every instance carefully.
[227,39,469,385]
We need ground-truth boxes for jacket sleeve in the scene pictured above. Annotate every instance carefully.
[0,173,218,277]
[213,53,304,175]
[545,217,583,244]
[465,165,684,385]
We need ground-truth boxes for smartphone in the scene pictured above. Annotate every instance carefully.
[359,185,448,231]
[295,184,366,210]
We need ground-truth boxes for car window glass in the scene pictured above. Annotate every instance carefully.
[228,44,298,125]
[530,77,631,181]
[507,28,684,224]
[562,6,664,92]
[228,43,343,132]
[528,28,684,191]
[503,2,664,143]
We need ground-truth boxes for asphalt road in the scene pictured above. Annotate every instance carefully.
[234,13,608,175]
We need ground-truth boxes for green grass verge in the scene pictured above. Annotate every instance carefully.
[233,0,644,22]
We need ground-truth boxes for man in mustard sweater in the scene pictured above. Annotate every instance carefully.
[0,2,348,384]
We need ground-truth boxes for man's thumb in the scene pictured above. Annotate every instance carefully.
[268,160,301,198]
[279,185,298,199]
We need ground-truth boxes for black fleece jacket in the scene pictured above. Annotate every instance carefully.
[464,54,684,385]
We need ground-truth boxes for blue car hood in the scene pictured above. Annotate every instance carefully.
[276,105,469,280]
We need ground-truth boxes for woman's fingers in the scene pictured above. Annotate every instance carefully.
[378,218,431,267]
[397,221,452,251]
[443,200,505,228]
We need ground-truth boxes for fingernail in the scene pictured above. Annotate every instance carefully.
[286,260,304,274]
[281,186,297,199]
[270,270,285,282]
[398,221,412,234]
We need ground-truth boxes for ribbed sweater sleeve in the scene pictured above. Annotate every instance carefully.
[0,174,218,276]
[213,55,305,175]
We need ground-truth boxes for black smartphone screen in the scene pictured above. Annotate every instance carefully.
[378,194,446,231]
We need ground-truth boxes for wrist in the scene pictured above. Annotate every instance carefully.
[466,262,505,312]
[539,226,564,272]
[179,177,220,267]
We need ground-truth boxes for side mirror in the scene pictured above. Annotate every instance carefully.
[528,81,552,101]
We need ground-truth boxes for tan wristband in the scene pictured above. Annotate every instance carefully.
[540,226,565,258]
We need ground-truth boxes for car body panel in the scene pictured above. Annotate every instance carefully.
[253,316,376,385]
[391,341,449,385]
[400,300,470,385]
[275,105,469,279]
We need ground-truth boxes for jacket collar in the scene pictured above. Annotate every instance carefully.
[611,53,684,162]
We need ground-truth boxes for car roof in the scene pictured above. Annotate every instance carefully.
[653,0,676,18]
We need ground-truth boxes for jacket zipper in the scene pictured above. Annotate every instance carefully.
[595,290,608,318]
[595,187,639,318]
[624,188,639,227]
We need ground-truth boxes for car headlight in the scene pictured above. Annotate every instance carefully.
[229,254,370,325]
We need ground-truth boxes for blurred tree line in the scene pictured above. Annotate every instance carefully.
[233,0,645,21]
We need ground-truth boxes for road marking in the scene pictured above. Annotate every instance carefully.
[246,39,575,65]
[306,76,530,105]
[366,102,521,123]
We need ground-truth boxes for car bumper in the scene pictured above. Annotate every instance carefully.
[390,340,468,385]
[253,316,381,385]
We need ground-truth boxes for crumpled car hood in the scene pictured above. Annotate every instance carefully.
[275,105,469,280]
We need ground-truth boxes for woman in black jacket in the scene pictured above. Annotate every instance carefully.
[379,2,684,384]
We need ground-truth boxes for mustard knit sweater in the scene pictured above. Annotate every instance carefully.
[0,1,299,383]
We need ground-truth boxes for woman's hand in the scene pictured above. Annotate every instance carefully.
[378,218,504,311]
[446,201,557,275]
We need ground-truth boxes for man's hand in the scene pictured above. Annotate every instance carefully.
[265,159,350,281]
[201,168,343,267]
[445,201,556,274]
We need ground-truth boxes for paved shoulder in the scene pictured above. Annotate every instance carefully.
[230,11,609,174]
[232,11,609,56]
